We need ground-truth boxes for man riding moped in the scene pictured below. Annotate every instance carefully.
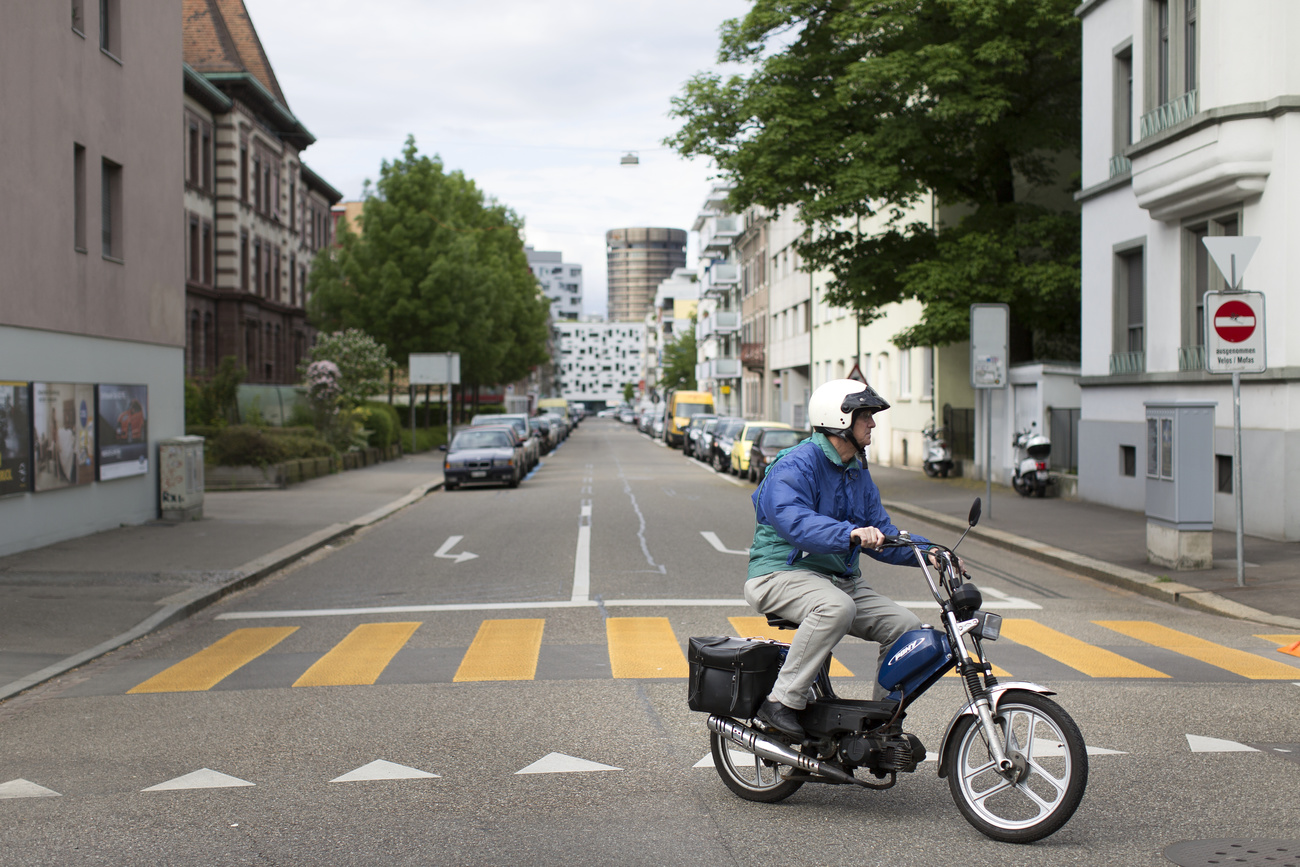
[745,379,943,740]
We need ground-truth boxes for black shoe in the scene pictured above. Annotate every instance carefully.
[756,699,805,740]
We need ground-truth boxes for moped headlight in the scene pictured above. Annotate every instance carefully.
[974,611,1002,641]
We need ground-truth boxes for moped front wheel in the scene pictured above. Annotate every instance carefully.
[945,691,1087,844]
[709,728,804,803]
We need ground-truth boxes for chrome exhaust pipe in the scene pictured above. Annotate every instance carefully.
[707,715,858,786]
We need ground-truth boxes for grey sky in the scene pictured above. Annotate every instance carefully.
[247,0,752,318]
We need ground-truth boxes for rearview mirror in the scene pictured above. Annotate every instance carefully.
[968,498,981,527]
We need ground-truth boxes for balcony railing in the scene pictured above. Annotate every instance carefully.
[701,216,740,253]
[700,357,741,380]
[1109,351,1145,375]
[1139,89,1198,139]
[741,341,765,369]
[1108,154,1132,178]
[697,310,740,340]
[1177,345,1205,371]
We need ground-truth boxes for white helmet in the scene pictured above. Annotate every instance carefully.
[808,379,891,438]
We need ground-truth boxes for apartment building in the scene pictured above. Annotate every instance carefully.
[525,247,584,322]
[0,2,184,555]
[183,0,341,384]
[554,322,645,410]
[693,186,744,417]
[606,228,687,323]
[1077,0,1300,538]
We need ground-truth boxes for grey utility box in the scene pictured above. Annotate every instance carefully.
[159,436,205,522]
[1144,402,1215,570]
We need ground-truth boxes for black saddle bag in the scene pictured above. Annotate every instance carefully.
[687,636,785,717]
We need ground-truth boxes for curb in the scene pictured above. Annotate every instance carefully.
[0,478,444,703]
[884,499,1300,631]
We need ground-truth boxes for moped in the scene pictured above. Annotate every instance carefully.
[692,499,1088,843]
[921,423,954,478]
[1011,423,1053,498]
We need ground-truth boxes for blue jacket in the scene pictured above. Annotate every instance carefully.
[748,432,929,581]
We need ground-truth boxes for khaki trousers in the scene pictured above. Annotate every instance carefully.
[744,568,922,705]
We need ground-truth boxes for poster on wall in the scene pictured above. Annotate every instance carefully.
[96,384,149,480]
[32,382,95,491]
[0,382,33,496]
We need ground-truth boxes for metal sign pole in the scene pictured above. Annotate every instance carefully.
[1232,371,1244,587]
[985,390,992,519]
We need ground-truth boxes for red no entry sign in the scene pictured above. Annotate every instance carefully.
[1213,299,1256,343]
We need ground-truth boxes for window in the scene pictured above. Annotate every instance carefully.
[289,252,297,305]
[289,180,296,229]
[920,348,933,399]
[72,0,84,34]
[252,239,261,295]
[1182,212,1239,351]
[201,127,211,191]
[74,144,86,251]
[187,122,199,186]
[240,144,248,203]
[273,247,281,299]
[1115,246,1145,355]
[188,214,200,282]
[1145,0,1197,114]
[900,349,912,397]
[240,231,249,292]
[1121,445,1137,477]
[101,158,122,260]
[99,0,119,57]
[1216,454,1232,493]
[1113,45,1133,156]
[1185,0,1198,92]
[251,156,260,211]
[202,221,212,285]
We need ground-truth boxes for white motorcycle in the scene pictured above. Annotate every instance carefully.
[1011,423,1052,498]
[921,424,954,478]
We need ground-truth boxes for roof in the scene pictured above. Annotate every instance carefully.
[183,0,287,106]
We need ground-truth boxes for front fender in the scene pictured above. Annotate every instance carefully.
[934,682,1057,779]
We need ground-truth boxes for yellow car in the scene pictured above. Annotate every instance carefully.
[730,421,791,477]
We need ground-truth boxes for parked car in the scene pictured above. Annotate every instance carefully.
[682,413,718,459]
[662,390,715,448]
[651,414,665,440]
[749,427,811,482]
[471,413,538,470]
[707,417,745,472]
[619,408,636,425]
[697,417,723,464]
[730,421,792,477]
[541,412,569,442]
[527,416,555,453]
[441,427,523,490]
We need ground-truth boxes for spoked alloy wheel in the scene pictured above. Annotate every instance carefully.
[709,728,804,803]
[945,691,1088,843]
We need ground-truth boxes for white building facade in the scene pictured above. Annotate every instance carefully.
[554,321,645,409]
[1077,0,1300,539]
[526,247,583,322]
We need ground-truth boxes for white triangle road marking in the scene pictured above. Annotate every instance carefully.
[330,760,439,783]
[694,750,762,768]
[1030,739,1126,757]
[142,768,256,791]
[1187,734,1259,753]
[0,778,62,799]
[700,531,749,556]
[515,752,621,775]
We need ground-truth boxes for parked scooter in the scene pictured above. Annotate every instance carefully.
[1011,423,1052,498]
[921,424,954,478]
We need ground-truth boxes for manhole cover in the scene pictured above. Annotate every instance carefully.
[1165,839,1300,867]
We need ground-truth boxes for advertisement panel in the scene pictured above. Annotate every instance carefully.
[0,382,33,496]
[96,384,149,480]
[33,382,95,491]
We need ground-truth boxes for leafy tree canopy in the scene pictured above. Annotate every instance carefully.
[667,0,1082,360]
[661,317,699,391]
[308,137,552,387]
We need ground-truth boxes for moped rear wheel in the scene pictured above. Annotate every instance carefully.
[945,691,1088,843]
[709,728,804,803]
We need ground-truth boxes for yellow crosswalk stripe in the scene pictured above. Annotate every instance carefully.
[127,627,298,693]
[607,617,689,678]
[941,649,1013,679]
[293,622,422,687]
[1001,620,1169,678]
[1256,634,1300,658]
[727,617,855,677]
[1098,622,1300,679]
[453,619,545,682]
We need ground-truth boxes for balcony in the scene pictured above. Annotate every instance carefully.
[704,262,739,297]
[1109,351,1145,375]
[697,310,740,340]
[1139,89,1197,139]
[700,216,740,254]
[741,342,765,369]
[1177,345,1205,371]
[700,357,742,380]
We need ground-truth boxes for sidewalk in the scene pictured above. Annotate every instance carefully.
[0,453,445,701]
[871,464,1300,629]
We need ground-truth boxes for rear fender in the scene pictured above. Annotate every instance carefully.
[934,682,1057,779]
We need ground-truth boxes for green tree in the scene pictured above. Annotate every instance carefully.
[622,382,635,404]
[308,137,551,391]
[667,0,1081,360]
[660,320,699,391]
[301,329,395,409]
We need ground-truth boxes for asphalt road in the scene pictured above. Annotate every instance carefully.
[2,419,1297,865]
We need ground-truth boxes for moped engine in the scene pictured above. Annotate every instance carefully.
[839,731,927,775]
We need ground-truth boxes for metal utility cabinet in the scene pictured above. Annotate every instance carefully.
[1144,402,1215,570]
[159,436,205,522]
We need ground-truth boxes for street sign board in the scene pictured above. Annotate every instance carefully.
[1202,236,1261,289]
[1204,291,1266,374]
[970,304,1009,388]
[847,363,866,383]
[409,352,461,385]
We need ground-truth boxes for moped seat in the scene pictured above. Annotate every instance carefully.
[765,614,800,631]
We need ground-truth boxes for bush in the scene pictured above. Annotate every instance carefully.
[186,356,246,428]
[361,401,400,447]
[206,425,335,467]
[400,426,446,453]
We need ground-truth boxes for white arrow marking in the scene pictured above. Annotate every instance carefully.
[1031,739,1126,757]
[330,760,439,782]
[1187,734,1258,753]
[701,531,750,556]
[514,752,621,775]
[693,750,757,768]
[143,769,255,791]
[434,535,478,564]
[0,779,62,799]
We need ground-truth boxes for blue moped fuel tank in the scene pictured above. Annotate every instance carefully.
[877,628,953,696]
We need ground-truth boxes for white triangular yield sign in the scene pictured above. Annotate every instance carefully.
[0,779,62,799]
[514,752,621,775]
[330,760,439,782]
[142,768,256,791]
[1202,236,1261,288]
[1186,734,1259,753]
